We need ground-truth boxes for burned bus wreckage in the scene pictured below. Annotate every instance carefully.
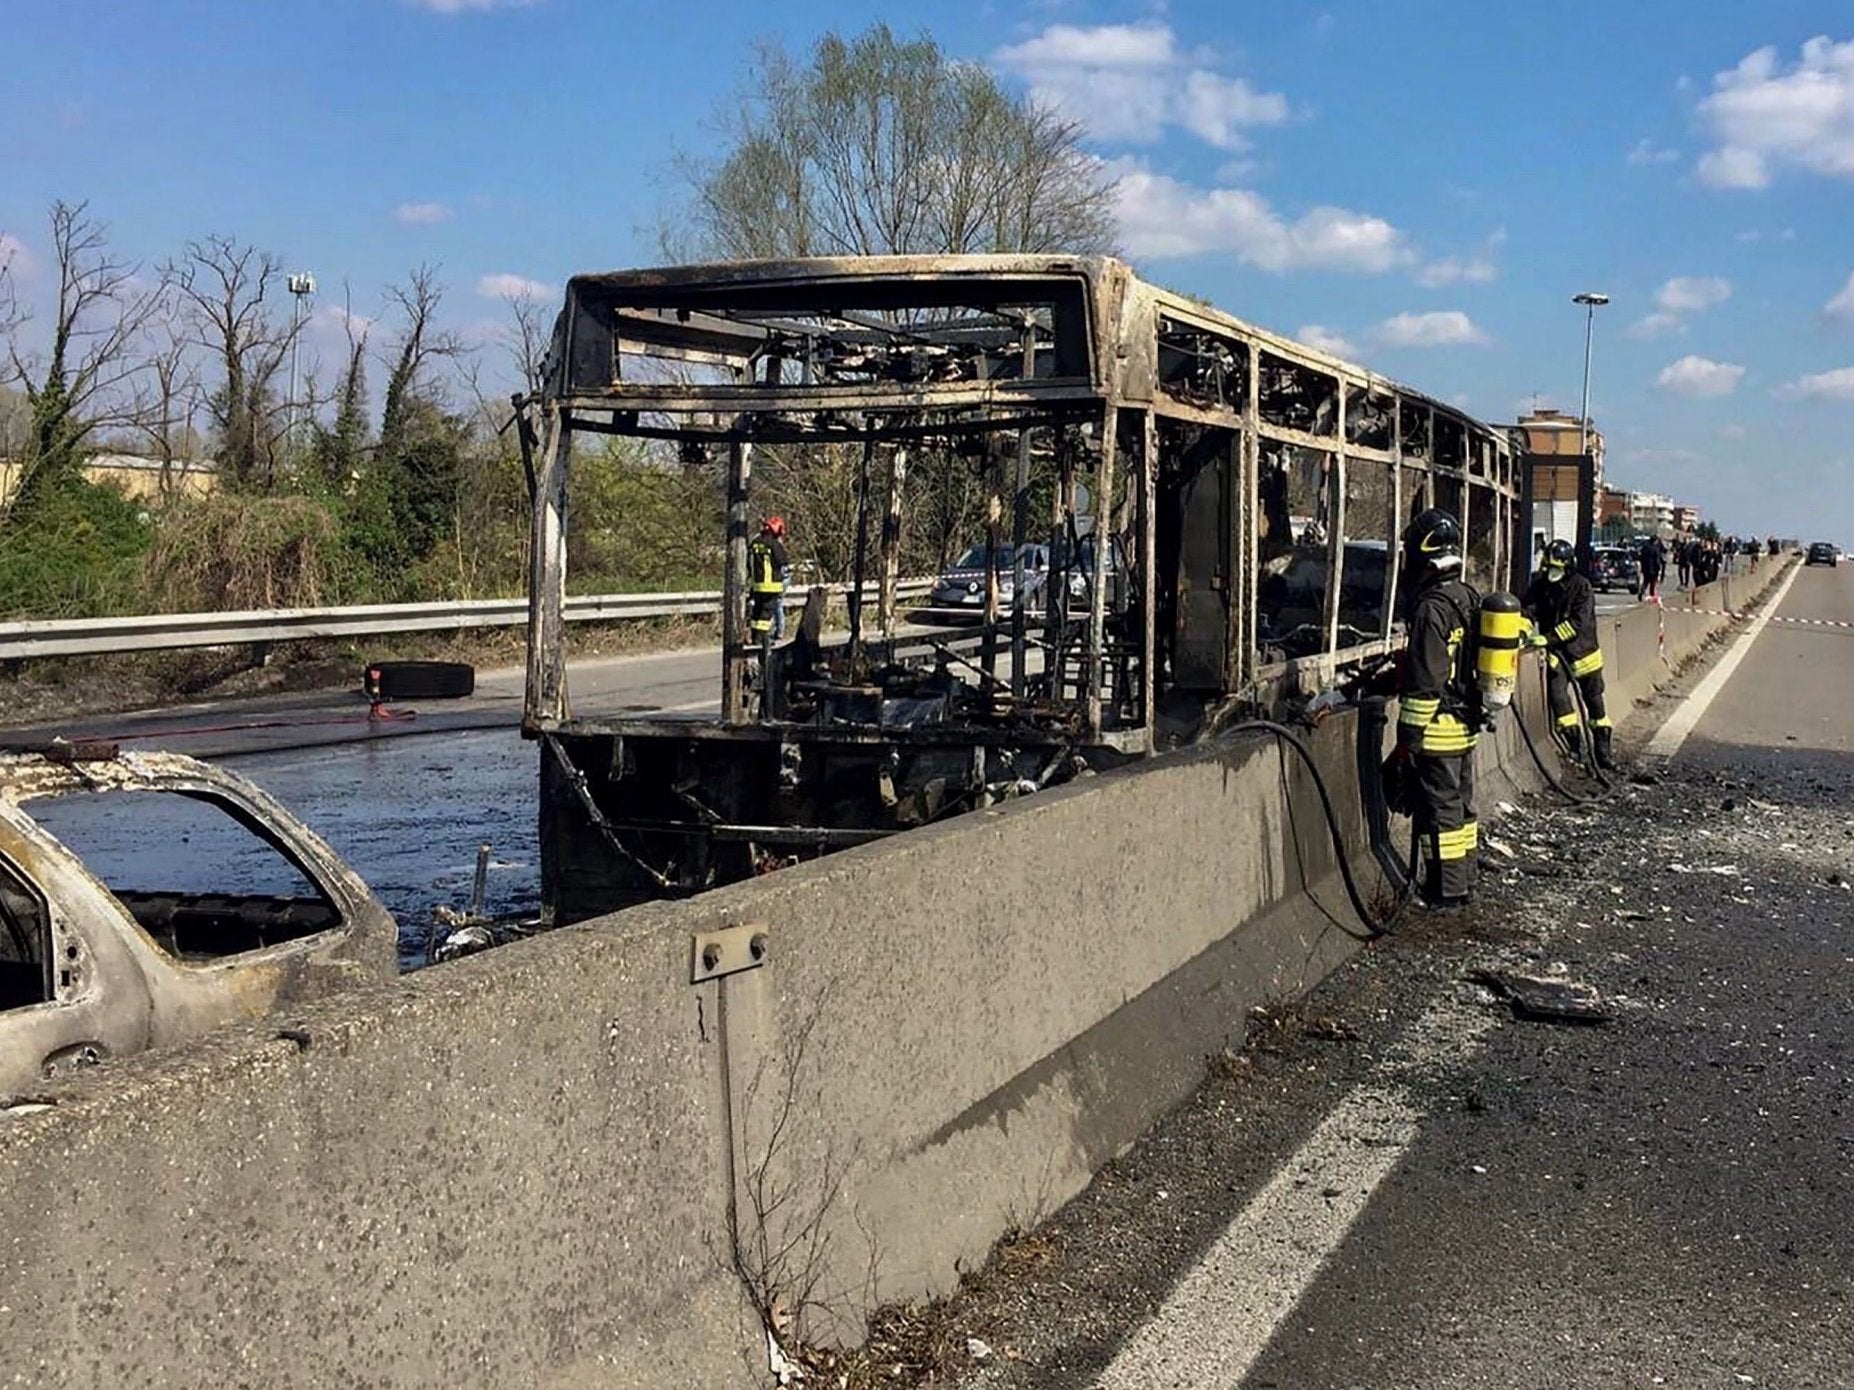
[516,256,1521,925]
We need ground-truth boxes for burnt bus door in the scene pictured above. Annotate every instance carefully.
[1170,429,1237,690]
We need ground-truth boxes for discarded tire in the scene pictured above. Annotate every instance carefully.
[363,660,475,701]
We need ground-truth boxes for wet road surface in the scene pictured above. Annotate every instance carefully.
[913,563,1853,1389]
[226,729,541,968]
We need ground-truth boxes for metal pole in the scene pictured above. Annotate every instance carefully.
[848,436,873,668]
[1010,320,1035,702]
[722,440,752,724]
[1577,300,1595,459]
[287,295,303,453]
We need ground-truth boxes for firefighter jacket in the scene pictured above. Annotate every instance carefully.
[1523,570,1603,678]
[749,536,787,596]
[1398,575,1482,756]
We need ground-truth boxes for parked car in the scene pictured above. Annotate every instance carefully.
[0,746,398,1095]
[922,543,1051,621]
[1806,541,1838,566]
[1591,545,1642,593]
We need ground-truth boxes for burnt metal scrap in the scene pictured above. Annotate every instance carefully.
[516,256,1524,925]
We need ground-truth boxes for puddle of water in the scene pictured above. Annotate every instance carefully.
[225,730,540,969]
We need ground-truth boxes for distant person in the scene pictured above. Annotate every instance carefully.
[1638,535,1665,600]
[1676,538,1695,590]
[748,515,790,643]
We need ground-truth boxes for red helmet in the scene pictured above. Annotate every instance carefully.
[764,515,787,537]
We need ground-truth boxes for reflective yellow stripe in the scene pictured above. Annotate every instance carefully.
[1435,825,1475,860]
[1420,714,1476,753]
[1572,649,1604,676]
[1399,697,1440,727]
[1554,621,1578,641]
[1591,715,1612,728]
[1555,711,1580,727]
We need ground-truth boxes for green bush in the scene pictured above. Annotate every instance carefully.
[0,478,152,619]
[141,491,346,612]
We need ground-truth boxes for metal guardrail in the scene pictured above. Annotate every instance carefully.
[0,580,936,660]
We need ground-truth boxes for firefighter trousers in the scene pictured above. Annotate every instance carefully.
[1414,749,1478,904]
[1546,663,1609,732]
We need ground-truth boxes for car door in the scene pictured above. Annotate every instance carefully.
[0,817,154,1094]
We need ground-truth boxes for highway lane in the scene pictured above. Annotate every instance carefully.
[932,562,1853,1390]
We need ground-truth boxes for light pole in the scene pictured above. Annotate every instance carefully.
[1572,291,1609,458]
[287,272,316,456]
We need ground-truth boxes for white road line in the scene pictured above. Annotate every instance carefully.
[1646,561,1804,761]
[1091,1000,1499,1390]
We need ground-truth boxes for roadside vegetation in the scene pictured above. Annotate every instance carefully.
[0,22,1113,651]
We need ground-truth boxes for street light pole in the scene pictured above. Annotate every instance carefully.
[1572,291,1609,458]
[287,272,316,458]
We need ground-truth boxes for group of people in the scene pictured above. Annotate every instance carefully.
[1639,533,1779,597]
[1389,513,1611,912]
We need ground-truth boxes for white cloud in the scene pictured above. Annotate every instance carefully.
[1696,37,1854,189]
[1632,277,1730,340]
[1111,164,1409,272]
[1414,227,1505,288]
[1372,311,1489,349]
[476,272,551,300]
[1628,138,1679,166]
[1626,311,1685,340]
[403,0,536,12]
[1656,275,1732,313]
[1697,146,1768,189]
[1296,324,1356,357]
[994,23,1287,148]
[1823,270,1854,323]
[1775,366,1854,401]
[1719,422,1749,439]
[0,232,35,277]
[1624,447,1703,465]
[394,201,455,226]
[1656,355,1745,397]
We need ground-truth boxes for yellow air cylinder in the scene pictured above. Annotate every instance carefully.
[1477,591,1523,716]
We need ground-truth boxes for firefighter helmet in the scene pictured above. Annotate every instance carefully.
[1401,507,1463,575]
[1542,538,1575,579]
[763,515,787,538]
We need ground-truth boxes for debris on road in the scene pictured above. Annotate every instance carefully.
[1467,967,1613,1025]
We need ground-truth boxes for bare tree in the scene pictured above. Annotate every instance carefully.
[0,201,167,517]
[377,264,463,451]
[130,316,204,499]
[165,235,299,489]
[503,290,551,397]
[679,24,1116,260]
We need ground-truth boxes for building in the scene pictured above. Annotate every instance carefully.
[1629,491,1675,535]
[0,453,218,507]
[1671,503,1701,533]
[1516,408,1605,491]
[1597,486,1632,526]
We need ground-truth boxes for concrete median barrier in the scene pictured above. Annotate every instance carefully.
[0,559,1798,1387]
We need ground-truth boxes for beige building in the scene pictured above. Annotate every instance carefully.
[0,453,219,507]
[1516,409,1606,490]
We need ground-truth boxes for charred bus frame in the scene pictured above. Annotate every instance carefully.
[519,256,1519,924]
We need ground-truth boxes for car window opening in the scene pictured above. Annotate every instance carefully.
[0,858,52,1011]
[27,790,343,963]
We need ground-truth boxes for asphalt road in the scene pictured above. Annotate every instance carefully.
[928,563,1853,1389]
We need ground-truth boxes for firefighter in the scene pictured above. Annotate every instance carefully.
[748,516,789,643]
[1523,538,1614,770]
[1389,507,1483,908]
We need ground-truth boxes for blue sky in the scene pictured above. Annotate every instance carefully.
[4,0,1853,539]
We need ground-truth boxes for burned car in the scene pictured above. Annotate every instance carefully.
[0,746,397,1094]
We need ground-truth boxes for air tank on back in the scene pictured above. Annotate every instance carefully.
[1476,591,1523,718]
